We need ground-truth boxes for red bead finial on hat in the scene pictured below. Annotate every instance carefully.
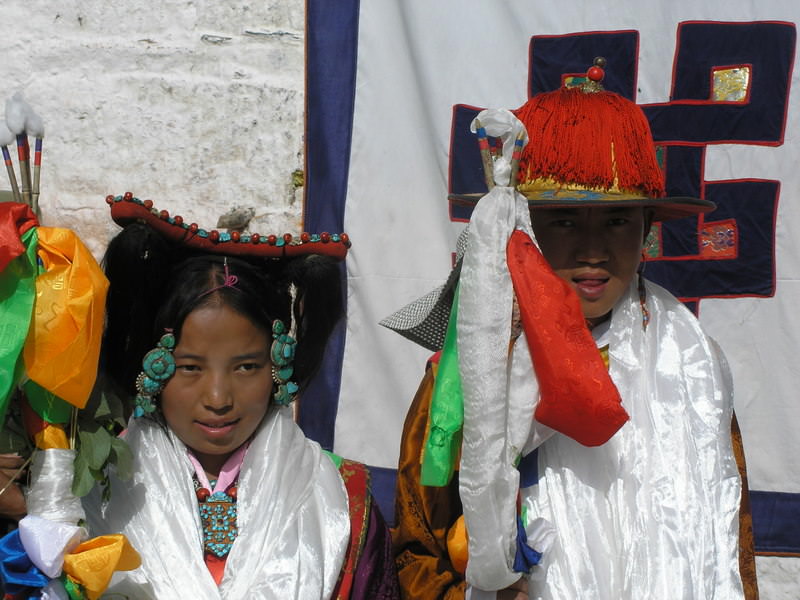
[587,56,605,82]
[581,57,606,92]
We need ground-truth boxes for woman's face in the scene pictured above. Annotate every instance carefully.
[530,206,649,327]
[160,303,272,478]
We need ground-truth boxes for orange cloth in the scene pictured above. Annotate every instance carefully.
[23,227,109,409]
[392,367,465,600]
[446,517,468,576]
[62,534,141,600]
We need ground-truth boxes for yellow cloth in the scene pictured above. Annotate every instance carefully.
[599,345,609,369]
[62,534,141,600]
[23,227,108,409]
[33,423,69,450]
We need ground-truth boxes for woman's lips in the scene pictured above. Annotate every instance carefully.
[573,276,609,300]
[194,419,240,437]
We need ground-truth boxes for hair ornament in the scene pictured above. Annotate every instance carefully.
[270,319,298,406]
[134,330,176,417]
[197,257,239,299]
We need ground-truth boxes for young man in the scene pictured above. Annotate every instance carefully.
[385,74,757,600]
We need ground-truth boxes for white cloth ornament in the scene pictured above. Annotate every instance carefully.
[458,183,543,590]
[26,449,86,525]
[18,515,84,578]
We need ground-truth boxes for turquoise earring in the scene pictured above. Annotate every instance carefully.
[134,331,176,417]
[270,320,298,406]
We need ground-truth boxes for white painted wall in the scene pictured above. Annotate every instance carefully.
[1,0,306,259]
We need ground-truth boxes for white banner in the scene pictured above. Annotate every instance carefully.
[334,1,800,594]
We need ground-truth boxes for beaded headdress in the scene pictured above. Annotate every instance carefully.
[107,192,350,260]
[103,193,349,407]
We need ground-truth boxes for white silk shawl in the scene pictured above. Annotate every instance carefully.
[83,406,351,599]
[456,182,743,598]
[522,281,744,599]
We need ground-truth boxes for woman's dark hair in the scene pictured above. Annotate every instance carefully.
[152,255,287,346]
[101,223,344,404]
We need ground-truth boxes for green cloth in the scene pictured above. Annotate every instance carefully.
[323,448,344,470]
[421,284,464,487]
[0,227,37,422]
[24,379,73,424]
[62,574,88,600]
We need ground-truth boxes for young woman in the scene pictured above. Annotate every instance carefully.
[86,197,399,599]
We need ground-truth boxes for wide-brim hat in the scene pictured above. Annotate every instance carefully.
[450,84,716,222]
[449,191,715,222]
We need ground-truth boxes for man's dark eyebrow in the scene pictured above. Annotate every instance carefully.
[603,206,639,214]
[541,208,580,216]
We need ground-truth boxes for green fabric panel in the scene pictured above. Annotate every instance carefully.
[24,379,73,424]
[0,227,38,422]
[62,574,88,600]
[323,448,344,469]
[421,284,464,487]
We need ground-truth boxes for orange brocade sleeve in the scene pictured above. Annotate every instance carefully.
[392,366,465,600]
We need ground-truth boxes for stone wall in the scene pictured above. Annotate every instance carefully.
[1,0,305,259]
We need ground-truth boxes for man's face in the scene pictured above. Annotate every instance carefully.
[530,206,650,327]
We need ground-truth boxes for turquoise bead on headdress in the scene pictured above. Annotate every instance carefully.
[142,332,176,381]
[273,364,294,383]
[270,319,298,405]
[138,375,162,395]
[133,331,177,418]
[270,319,296,367]
[273,381,299,406]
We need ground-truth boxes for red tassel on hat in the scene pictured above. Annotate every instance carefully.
[514,87,665,199]
[507,229,628,446]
